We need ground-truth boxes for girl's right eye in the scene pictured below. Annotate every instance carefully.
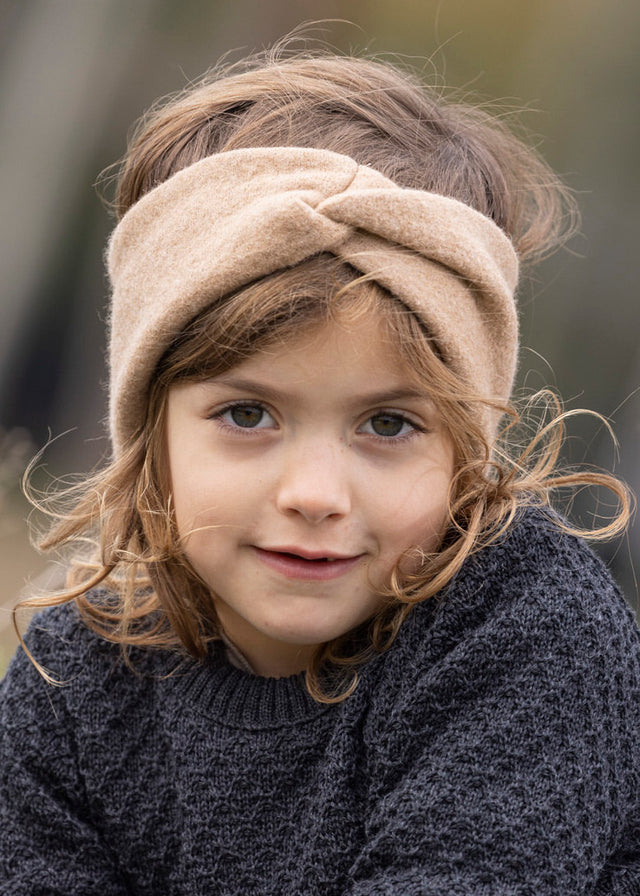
[215,403,275,430]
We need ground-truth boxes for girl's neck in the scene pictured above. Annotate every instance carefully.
[219,631,256,675]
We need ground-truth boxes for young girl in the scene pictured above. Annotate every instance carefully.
[1,46,639,895]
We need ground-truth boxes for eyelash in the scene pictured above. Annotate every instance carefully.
[210,401,426,443]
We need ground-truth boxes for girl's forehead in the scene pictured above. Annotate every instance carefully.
[238,311,405,366]
[213,312,427,396]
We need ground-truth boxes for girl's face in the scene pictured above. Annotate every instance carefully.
[166,312,454,677]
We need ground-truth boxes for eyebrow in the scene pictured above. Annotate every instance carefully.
[206,375,431,407]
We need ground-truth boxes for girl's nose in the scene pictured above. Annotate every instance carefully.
[275,441,351,523]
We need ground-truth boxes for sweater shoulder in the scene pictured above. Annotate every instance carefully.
[428,506,634,641]
[6,600,129,683]
[1,600,177,735]
[369,507,640,715]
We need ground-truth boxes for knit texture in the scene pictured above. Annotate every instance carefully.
[107,147,519,455]
[2,508,639,895]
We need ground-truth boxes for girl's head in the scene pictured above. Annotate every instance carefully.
[27,47,588,696]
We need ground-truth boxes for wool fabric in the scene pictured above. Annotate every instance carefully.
[107,147,519,455]
[2,508,639,894]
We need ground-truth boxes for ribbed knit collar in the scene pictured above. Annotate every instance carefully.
[169,648,334,731]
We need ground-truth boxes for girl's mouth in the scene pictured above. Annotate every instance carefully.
[252,547,363,581]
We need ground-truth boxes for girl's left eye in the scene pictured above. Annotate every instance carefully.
[216,403,275,430]
[360,413,418,439]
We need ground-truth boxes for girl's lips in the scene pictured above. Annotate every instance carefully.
[252,547,363,581]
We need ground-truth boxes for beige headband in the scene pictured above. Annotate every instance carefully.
[107,146,519,455]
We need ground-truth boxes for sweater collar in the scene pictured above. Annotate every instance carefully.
[168,646,333,731]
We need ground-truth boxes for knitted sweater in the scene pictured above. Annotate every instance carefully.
[1,509,639,895]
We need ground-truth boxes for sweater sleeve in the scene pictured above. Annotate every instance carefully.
[348,528,640,895]
[0,615,130,895]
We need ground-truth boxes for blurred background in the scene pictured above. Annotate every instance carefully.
[1,0,638,672]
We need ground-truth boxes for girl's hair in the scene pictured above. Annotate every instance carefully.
[19,45,630,701]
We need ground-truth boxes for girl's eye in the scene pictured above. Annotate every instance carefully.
[361,413,417,439]
[217,403,274,429]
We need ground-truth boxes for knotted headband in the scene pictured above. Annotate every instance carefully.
[107,146,519,455]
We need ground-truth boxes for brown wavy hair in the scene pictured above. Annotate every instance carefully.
[18,44,630,701]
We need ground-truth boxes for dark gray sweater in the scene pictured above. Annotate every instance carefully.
[1,509,639,894]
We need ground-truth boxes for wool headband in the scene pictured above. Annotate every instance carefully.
[107,146,519,455]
